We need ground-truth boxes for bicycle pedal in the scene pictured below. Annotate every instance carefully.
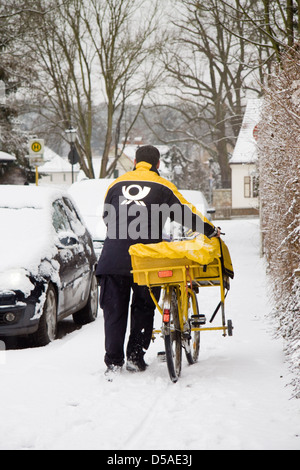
[191,314,206,326]
[182,332,191,340]
[157,351,166,362]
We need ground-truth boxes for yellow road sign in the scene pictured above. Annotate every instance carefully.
[29,139,44,156]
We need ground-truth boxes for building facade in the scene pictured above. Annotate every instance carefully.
[229,98,261,216]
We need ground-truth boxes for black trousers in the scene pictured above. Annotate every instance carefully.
[99,275,161,367]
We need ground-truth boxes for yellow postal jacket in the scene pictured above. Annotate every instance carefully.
[96,162,217,276]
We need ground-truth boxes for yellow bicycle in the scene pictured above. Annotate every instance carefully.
[130,238,234,383]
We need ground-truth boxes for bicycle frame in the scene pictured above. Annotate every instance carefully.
[132,256,229,337]
[130,238,234,382]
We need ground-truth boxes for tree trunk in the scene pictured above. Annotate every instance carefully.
[100,100,114,178]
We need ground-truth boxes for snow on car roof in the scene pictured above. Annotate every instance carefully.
[0,185,68,209]
[179,189,207,204]
[0,185,69,288]
[68,178,115,216]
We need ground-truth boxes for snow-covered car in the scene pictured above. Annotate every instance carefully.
[179,189,215,222]
[0,185,98,347]
[163,189,215,240]
[68,178,115,258]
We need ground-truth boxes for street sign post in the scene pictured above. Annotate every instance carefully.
[28,139,45,186]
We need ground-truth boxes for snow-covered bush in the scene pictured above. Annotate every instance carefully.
[258,46,300,397]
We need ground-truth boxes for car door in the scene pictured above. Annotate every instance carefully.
[61,197,94,310]
[52,199,88,316]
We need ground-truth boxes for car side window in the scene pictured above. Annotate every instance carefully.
[63,197,80,222]
[52,200,72,233]
[63,197,86,235]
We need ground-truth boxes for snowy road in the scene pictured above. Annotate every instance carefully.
[0,218,299,450]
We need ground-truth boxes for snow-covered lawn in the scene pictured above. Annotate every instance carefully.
[0,218,299,450]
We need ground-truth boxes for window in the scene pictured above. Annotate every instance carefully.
[62,197,86,235]
[52,200,71,233]
[244,176,251,198]
[63,197,81,221]
[244,175,259,198]
[252,176,259,198]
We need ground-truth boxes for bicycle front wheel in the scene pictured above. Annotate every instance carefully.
[163,287,182,383]
[185,291,200,365]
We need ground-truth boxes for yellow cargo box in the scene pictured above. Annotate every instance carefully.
[131,254,220,287]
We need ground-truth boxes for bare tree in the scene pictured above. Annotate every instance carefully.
[0,0,47,169]
[25,0,162,178]
[220,0,300,63]
[82,0,162,177]
[146,0,300,188]
[23,0,96,177]
[148,0,260,188]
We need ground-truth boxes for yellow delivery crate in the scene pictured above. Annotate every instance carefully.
[131,254,220,287]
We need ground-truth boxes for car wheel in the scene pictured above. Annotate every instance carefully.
[73,273,98,325]
[32,284,58,347]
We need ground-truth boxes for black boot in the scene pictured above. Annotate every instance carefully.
[126,351,148,372]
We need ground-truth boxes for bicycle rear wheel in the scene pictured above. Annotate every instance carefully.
[163,287,182,383]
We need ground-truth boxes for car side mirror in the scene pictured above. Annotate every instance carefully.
[56,232,79,248]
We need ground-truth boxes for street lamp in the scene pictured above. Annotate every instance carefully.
[65,126,79,184]
[205,158,214,205]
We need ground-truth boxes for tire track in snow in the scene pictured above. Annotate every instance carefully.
[120,360,171,449]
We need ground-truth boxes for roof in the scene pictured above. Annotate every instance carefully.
[43,146,62,162]
[0,151,16,162]
[39,154,80,173]
[230,98,262,164]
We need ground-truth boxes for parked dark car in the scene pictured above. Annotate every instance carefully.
[163,189,216,240]
[0,186,98,347]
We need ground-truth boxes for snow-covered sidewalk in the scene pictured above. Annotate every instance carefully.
[0,218,299,450]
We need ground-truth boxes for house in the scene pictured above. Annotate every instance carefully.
[0,151,17,183]
[38,147,80,187]
[40,140,170,186]
[0,151,16,163]
[229,98,262,216]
